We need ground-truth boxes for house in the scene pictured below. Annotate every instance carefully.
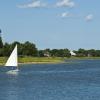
[70,51,76,56]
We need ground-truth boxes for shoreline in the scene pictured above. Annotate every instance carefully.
[1,57,100,66]
[0,57,64,66]
[0,61,64,66]
[19,61,64,65]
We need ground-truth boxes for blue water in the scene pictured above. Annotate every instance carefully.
[0,60,100,100]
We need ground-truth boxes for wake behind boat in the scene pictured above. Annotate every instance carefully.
[5,45,19,74]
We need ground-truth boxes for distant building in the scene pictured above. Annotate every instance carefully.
[44,52,50,57]
[88,53,92,57]
[70,51,76,56]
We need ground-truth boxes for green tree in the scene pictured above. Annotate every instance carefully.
[38,50,44,57]
[22,41,38,56]
[95,50,100,57]
[88,49,96,57]
[77,48,88,57]
[0,48,3,56]
[63,49,71,57]
[51,49,58,57]
[50,49,70,57]
[11,41,23,56]
[0,34,3,48]
[3,43,11,56]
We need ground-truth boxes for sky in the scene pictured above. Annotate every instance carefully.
[0,0,100,50]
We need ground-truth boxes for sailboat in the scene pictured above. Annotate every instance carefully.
[5,44,19,74]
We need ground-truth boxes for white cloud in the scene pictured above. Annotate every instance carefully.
[18,0,46,8]
[61,12,72,18]
[56,0,75,8]
[85,14,94,22]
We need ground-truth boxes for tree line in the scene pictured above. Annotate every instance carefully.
[1,35,100,57]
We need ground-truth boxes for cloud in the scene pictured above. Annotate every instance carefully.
[85,14,94,22]
[56,0,75,8]
[18,0,46,8]
[61,12,72,18]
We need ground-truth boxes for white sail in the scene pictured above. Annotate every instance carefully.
[5,45,18,67]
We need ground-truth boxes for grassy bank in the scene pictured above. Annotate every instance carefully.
[1,56,100,66]
[68,56,100,60]
[19,57,64,64]
[0,57,65,66]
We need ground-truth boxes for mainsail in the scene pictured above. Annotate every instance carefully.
[5,45,18,67]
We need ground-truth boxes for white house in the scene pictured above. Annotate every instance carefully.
[70,51,76,56]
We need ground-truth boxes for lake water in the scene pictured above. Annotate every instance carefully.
[0,60,100,100]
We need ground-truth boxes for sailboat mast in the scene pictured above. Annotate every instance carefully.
[16,45,18,68]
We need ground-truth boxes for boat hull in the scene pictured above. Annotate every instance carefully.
[6,69,19,75]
